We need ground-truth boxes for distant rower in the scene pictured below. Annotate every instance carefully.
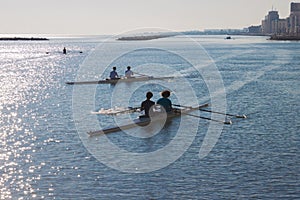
[125,66,134,78]
[109,67,119,79]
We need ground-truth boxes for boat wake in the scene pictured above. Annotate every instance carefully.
[91,106,141,115]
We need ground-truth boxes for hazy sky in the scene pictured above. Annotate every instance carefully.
[1,0,298,35]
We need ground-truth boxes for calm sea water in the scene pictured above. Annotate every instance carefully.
[0,35,299,199]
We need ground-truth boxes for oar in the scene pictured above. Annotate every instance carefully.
[172,104,246,118]
[181,112,232,124]
[173,104,192,108]
[110,107,141,115]
[199,109,247,118]
[132,71,153,77]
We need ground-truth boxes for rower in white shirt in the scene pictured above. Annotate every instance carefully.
[125,66,134,78]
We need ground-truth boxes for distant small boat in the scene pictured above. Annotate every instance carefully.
[66,76,174,85]
[225,36,232,40]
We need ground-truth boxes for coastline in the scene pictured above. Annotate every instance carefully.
[0,37,49,41]
[117,34,174,41]
[1,33,299,42]
[269,35,300,41]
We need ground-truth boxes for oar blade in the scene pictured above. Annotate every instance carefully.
[236,114,247,118]
[224,120,232,125]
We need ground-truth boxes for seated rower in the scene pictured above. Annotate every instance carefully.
[156,90,172,113]
[63,47,67,54]
[109,67,119,79]
[125,66,134,78]
[140,92,155,118]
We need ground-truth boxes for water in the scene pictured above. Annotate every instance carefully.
[0,35,299,199]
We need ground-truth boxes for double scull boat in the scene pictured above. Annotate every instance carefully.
[88,103,209,136]
[66,76,174,85]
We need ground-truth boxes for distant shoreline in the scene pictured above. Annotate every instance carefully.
[2,34,299,42]
[0,37,49,41]
[117,34,174,41]
[116,31,270,41]
[269,35,300,41]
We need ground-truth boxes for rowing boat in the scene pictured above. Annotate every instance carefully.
[88,103,209,136]
[66,76,174,85]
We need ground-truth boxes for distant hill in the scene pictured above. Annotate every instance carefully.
[117,34,175,41]
[0,37,49,41]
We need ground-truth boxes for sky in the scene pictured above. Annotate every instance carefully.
[0,0,298,35]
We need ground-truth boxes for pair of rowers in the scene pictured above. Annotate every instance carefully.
[140,90,172,118]
[110,66,133,79]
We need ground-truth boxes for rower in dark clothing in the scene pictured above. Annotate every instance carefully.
[109,67,119,79]
[140,92,155,118]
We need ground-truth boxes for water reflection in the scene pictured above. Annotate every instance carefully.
[0,41,85,199]
[0,36,299,199]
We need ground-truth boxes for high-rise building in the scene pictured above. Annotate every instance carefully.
[289,2,300,35]
[291,2,300,12]
[276,19,288,34]
[261,11,279,34]
[260,2,300,36]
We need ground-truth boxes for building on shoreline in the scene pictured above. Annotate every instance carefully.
[260,2,300,36]
[289,2,300,35]
[262,11,279,34]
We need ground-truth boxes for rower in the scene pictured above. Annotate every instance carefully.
[157,90,172,113]
[125,66,134,78]
[109,67,119,79]
[140,92,155,118]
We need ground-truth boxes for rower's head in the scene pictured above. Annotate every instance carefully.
[113,67,116,71]
[161,90,170,98]
[146,91,153,99]
[127,66,131,70]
